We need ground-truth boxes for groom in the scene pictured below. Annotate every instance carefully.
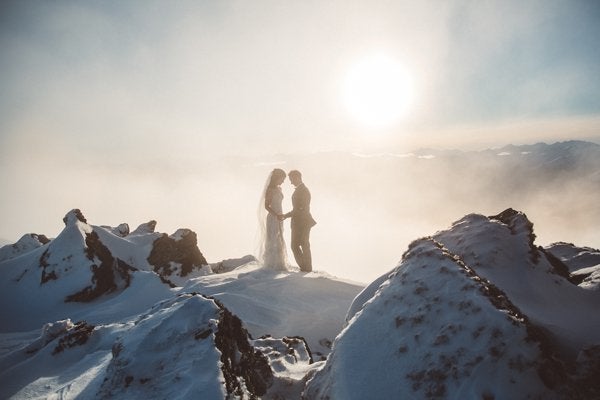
[283,170,316,272]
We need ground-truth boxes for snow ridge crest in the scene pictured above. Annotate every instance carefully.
[307,208,600,400]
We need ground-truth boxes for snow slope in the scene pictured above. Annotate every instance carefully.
[0,234,49,263]
[305,209,600,399]
[0,294,308,399]
[0,210,183,332]
[0,209,363,399]
[1,208,598,399]
[182,263,362,359]
[545,242,600,290]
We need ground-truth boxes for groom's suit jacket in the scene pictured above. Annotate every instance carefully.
[289,183,316,231]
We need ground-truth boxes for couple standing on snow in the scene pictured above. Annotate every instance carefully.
[260,169,316,273]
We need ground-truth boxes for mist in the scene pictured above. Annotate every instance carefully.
[1,141,597,284]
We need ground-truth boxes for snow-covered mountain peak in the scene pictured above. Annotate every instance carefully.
[130,220,157,235]
[16,232,50,248]
[309,208,600,399]
[309,236,554,399]
[0,209,214,332]
[1,206,598,399]
[1,291,317,399]
[96,292,275,399]
[100,223,130,237]
[0,233,50,263]
[488,207,534,236]
[440,208,540,269]
[62,208,88,227]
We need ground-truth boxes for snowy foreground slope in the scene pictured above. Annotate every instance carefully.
[1,208,599,399]
[0,210,362,399]
[305,209,600,399]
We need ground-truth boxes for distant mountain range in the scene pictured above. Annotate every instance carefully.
[1,203,599,398]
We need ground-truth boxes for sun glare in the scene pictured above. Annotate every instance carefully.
[342,53,414,129]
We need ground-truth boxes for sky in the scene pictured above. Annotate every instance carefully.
[1,0,599,282]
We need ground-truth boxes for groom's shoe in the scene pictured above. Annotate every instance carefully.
[300,264,312,273]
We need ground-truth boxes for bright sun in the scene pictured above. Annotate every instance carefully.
[342,53,414,129]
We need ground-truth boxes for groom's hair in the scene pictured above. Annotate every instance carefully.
[288,170,301,179]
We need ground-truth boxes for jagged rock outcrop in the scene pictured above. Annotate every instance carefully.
[65,230,136,302]
[0,209,214,332]
[130,220,157,235]
[36,210,136,302]
[214,297,274,397]
[488,208,539,263]
[29,209,210,299]
[306,209,600,400]
[63,208,87,225]
[0,293,315,399]
[100,223,130,237]
[147,229,209,286]
[0,233,50,263]
[96,293,273,399]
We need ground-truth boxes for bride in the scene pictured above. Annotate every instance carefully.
[258,168,288,270]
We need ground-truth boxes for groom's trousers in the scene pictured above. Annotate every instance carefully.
[291,224,312,272]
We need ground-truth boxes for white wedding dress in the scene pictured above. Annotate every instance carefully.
[260,186,288,270]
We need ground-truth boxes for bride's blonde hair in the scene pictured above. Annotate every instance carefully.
[268,168,286,188]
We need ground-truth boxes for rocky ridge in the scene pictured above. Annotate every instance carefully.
[305,209,600,399]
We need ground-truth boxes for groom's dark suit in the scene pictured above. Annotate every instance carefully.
[287,183,316,272]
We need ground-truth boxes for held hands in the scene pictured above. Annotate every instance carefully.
[278,213,290,221]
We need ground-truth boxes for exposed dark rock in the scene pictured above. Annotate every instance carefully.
[39,249,58,284]
[22,320,75,355]
[540,247,576,282]
[40,269,58,284]
[256,335,314,364]
[0,233,51,263]
[29,233,50,245]
[63,209,87,225]
[52,321,95,355]
[101,223,130,237]
[96,293,273,399]
[65,231,135,302]
[283,336,313,363]
[214,299,273,397]
[489,208,539,263]
[147,229,208,281]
